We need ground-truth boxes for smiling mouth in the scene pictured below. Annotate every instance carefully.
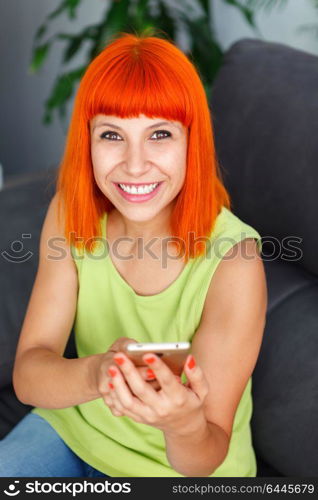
[115,181,162,195]
[112,180,165,202]
[115,182,162,186]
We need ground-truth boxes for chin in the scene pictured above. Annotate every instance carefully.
[118,207,161,222]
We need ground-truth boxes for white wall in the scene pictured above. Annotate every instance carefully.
[0,0,105,180]
[0,0,317,181]
[213,0,318,55]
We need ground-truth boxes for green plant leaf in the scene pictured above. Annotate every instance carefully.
[47,0,81,20]
[43,66,86,124]
[222,0,256,27]
[185,16,224,86]
[151,0,176,41]
[59,34,82,62]
[48,1,68,20]
[65,0,82,19]
[63,35,84,63]
[91,0,132,57]
[58,26,98,63]
[132,0,152,32]
[29,43,51,73]
[196,0,210,13]
[35,23,48,41]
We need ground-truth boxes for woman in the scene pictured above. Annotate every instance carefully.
[3,30,267,477]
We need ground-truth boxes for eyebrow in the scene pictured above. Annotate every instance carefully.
[93,121,182,132]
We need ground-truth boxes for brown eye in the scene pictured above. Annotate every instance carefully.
[151,130,171,140]
[100,131,122,141]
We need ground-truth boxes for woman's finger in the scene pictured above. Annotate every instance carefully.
[138,366,157,381]
[103,386,123,415]
[108,337,137,353]
[142,353,182,397]
[110,408,123,417]
[103,394,113,407]
[108,382,126,414]
[183,355,209,401]
[108,364,147,417]
[137,367,162,390]
[107,373,150,423]
[112,353,159,407]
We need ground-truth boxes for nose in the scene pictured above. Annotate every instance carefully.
[122,141,151,178]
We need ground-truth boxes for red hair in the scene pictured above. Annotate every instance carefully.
[56,29,231,262]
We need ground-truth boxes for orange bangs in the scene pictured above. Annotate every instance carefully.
[56,30,231,262]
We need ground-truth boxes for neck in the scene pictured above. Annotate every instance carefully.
[112,204,175,242]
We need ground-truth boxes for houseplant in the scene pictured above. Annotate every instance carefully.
[30,0,295,125]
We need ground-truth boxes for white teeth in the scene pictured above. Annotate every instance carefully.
[119,183,159,194]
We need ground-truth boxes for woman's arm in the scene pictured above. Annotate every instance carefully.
[164,420,229,477]
[12,193,102,408]
[163,237,267,476]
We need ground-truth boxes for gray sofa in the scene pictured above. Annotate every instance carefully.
[1,38,317,477]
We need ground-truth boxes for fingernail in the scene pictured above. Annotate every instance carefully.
[108,367,117,377]
[108,382,114,390]
[187,355,196,369]
[146,368,156,379]
[114,356,125,366]
[144,356,156,364]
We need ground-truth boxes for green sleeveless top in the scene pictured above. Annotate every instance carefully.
[32,206,262,477]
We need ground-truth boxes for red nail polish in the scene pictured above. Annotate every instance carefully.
[108,367,117,377]
[144,356,156,364]
[114,356,125,366]
[187,355,196,369]
[108,382,114,390]
[146,368,156,379]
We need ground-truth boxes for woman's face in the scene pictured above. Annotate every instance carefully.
[90,113,188,222]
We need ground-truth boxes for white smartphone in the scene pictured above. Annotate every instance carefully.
[124,342,191,375]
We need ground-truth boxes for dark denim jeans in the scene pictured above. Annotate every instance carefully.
[0,412,109,477]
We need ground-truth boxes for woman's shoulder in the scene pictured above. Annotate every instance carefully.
[70,208,107,274]
[213,205,254,231]
[208,206,263,256]
[36,192,78,283]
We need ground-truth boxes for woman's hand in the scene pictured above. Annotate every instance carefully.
[94,337,161,402]
[104,351,209,436]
